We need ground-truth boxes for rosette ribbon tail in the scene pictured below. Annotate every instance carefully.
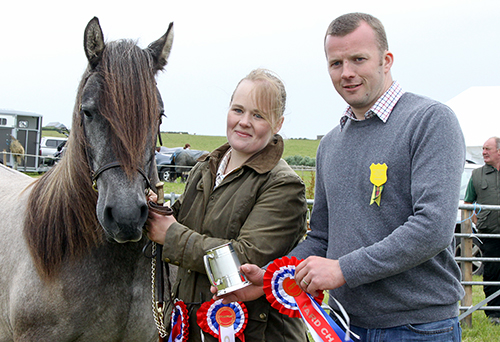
[168,300,189,342]
[263,256,357,342]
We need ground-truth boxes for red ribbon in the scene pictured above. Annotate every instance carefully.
[295,292,342,342]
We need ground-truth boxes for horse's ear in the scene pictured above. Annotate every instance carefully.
[147,22,174,72]
[84,17,105,69]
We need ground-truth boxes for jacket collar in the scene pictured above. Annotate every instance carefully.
[202,134,284,176]
[485,164,499,174]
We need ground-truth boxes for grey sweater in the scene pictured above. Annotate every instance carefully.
[291,92,466,329]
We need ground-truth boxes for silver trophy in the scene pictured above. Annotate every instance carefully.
[203,242,250,295]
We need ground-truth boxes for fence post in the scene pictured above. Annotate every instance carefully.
[460,209,473,327]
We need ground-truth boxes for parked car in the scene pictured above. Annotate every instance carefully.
[155,147,183,182]
[455,161,483,275]
[40,137,68,166]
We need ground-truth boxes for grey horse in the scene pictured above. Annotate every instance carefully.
[0,17,173,341]
[172,149,208,181]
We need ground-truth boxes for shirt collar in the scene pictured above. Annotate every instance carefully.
[339,81,405,131]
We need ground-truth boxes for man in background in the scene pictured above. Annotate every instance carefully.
[464,137,500,325]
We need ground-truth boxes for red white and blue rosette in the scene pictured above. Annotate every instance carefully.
[263,256,324,318]
[168,299,189,342]
[197,298,248,342]
[264,256,352,342]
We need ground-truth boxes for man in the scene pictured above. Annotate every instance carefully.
[464,137,500,325]
[217,13,465,341]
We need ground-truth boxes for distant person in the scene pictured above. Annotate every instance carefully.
[464,136,500,325]
[183,143,190,149]
[146,68,308,341]
[215,12,465,341]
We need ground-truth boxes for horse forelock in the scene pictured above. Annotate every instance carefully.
[99,40,159,177]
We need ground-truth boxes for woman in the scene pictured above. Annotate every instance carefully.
[147,69,308,341]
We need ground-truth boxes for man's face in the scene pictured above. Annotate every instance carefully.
[325,22,393,119]
[482,138,500,167]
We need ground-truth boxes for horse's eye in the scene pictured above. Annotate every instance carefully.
[80,104,93,117]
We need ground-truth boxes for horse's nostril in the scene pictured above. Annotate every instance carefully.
[103,205,115,227]
[139,202,148,223]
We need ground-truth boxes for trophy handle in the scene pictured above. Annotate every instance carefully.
[203,254,217,286]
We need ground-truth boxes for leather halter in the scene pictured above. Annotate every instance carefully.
[91,161,152,192]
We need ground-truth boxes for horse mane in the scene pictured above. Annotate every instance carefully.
[24,39,159,280]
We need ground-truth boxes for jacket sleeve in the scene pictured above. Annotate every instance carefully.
[162,169,308,274]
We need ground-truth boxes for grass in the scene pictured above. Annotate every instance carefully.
[157,132,319,198]
[461,275,500,341]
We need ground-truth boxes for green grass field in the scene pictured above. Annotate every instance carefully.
[158,132,320,159]
[156,132,319,198]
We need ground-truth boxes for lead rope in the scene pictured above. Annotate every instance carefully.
[148,181,172,342]
[151,242,168,340]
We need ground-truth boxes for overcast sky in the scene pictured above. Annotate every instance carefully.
[1,0,498,140]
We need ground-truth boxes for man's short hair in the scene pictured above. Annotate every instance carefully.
[325,12,388,54]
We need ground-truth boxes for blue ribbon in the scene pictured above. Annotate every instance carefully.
[307,293,352,341]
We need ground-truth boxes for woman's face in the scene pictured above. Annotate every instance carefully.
[226,80,279,159]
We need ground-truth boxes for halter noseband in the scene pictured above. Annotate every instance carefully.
[91,161,152,192]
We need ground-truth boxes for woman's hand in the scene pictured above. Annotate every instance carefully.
[212,264,266,304]
[145,211,177,244]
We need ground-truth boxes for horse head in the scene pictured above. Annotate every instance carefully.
[24,17,173,279]
[79,17,173,243]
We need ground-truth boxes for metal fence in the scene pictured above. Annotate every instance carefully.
[457,204,500,327]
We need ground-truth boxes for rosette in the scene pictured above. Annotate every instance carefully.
[169,299,189,342]
[197,299,248,341]
[263,256,324,318]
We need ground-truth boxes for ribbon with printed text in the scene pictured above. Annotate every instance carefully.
[263,256,352,342]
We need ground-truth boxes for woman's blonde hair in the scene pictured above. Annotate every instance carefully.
[231,68,286,131]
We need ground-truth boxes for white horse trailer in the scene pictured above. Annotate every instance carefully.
[0,109,43,172]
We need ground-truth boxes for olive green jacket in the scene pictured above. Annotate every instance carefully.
[162,134,307,342]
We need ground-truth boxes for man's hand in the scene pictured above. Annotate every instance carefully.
[211,264,265,304]
[294,256,346,297]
